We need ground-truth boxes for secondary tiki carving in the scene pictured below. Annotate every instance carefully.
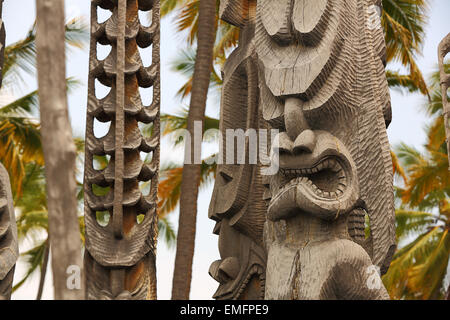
[438,33,450,167]
[0,0,19,301]
[208,0,267,300]
[84,0,160,300]
[0,163,19,300]
[255,0,396,299]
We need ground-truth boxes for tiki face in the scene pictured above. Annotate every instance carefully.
[208,0,266,300]
[208,55,267,300]
[256,0,396,272]
[257,0,360,222]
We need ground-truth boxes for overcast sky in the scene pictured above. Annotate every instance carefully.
[2,0,449,300]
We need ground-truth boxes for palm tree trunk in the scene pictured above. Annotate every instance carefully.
[171,0,217,300]
[35,0,84,299]
[36,239,50,300]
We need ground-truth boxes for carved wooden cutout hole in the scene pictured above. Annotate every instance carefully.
[92,184,110,197]
[140,151,153,163]
[93,118,111,138]
[136,214,145,225]
[97,43,112,61]
[139,122,154,137]
[93,154,111,170]
[139,180,151,196]
[97,6,112,24]
[96,210,110,227]
[139,85,154,106]
[95,79,111,99]
[138,44,153,68]
[138,10,152,27]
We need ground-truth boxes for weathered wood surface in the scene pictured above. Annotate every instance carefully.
[0,164,18,300]
[438,33,450,168]
[84,0,160,300]
[215,0,396,299]
[35,0,84,300]
[209,0,267,300]
[258,0,395,299]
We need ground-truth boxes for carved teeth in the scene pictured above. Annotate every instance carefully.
[279,157,349,198]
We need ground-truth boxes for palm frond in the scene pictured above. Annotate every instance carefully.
[158,217,177,248]
[2,18,88,89]
[12,240,47,292]
[382,0,429,95]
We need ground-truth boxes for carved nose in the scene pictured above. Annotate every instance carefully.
[209,257,240,283]
[293,129,316,154]
[282,97,316,154]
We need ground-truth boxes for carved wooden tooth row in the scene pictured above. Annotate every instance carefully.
[84,0,160,300]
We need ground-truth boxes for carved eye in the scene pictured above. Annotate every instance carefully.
[219,170,233,185]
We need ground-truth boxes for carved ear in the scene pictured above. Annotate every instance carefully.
[219,0,248,27]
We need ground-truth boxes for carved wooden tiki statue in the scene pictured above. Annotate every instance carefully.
[0,0,19,301]
[213,0,396,300]
[208,0,267,300]
[256,0,396,299]
[84,0,160,299]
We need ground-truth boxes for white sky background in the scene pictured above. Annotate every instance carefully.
[2,0,449,299]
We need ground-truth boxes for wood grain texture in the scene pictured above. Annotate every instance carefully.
[84,0,160,300]
[438,33,450,168]
[35,0,84,300]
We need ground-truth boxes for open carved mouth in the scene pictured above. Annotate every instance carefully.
[276,157,348,201]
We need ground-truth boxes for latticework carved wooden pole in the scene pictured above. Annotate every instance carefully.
[84,0,160,300]
[438,33,450,168]
[35,0,84,300]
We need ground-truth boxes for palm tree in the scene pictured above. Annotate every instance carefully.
[35,0,85,299]
[382,65,450,300]
[170,0,217,300]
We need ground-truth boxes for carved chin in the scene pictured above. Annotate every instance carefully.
[267,156,359,221]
